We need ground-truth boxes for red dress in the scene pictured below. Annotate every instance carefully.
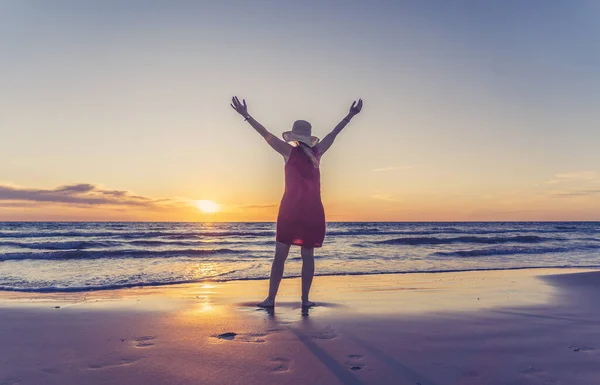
[276,146,326,248]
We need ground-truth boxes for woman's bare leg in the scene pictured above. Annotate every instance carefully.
[257,241,291,307]
[301,246,315,307]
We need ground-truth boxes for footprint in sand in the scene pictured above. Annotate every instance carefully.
[520,366,545,374]
[346,354,366,371]
[134,336,156,347]
[216,332,237,340]
[569,345,595,352]
[214,331,268,343]
[239,332,267,343]
[88,356,143,370]
[271,357,291,372]
[519,366,556,383]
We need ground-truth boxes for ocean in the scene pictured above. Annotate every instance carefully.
[1,222,599,292]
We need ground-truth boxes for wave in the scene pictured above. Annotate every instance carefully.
[0,230,276,239]
[126,239,249,247]
[0,269,241,292]
[0,248,247,261]
[432,244,600,258]
[0,240,114,250]
[160,231,275,239]
[0,238,272,251]
[327,229,488,236]
[0,279,210,293]
[554,225,584,230]
[376,235,554,246]
[0,228,477,239]
[0,231,139,238]
[328,229,597,237]
[3,265,600,293]
[2,225,597,240]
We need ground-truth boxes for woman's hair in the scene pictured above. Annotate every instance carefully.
[298,142,320,168]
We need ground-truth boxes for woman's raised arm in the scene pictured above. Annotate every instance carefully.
[315,99,363,157]
[231,96,292,158]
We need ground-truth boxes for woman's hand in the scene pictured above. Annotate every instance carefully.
[316,99,363,156]
[348,98,363,117]
[230,96,292,158]
[230,96,249,118]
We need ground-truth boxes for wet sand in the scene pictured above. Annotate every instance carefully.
[1,268,599,385]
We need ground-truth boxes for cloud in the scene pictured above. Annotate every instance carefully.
[554,171,597,180]
[0,202,43,208]
[0,183,177,209]
[372,165,415,172]
[238,203,277,209]
[0,181,21,188]
[549,189,600,197]
[545,170,598,184]
[371,194,398,202]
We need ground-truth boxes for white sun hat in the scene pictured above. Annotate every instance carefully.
[282,120,320,147]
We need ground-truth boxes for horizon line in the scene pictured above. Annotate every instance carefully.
[1,220,599,224]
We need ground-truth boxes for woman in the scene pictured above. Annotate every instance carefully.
[230,96,363,308]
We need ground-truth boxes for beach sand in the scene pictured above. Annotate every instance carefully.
[1,268,599,385]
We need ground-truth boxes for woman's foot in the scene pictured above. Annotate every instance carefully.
[302,300,315,308]
[257,297,275,308]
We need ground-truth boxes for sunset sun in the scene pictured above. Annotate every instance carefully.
[195,200,220,213]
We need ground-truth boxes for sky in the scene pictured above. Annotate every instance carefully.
[1,0,599,221]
